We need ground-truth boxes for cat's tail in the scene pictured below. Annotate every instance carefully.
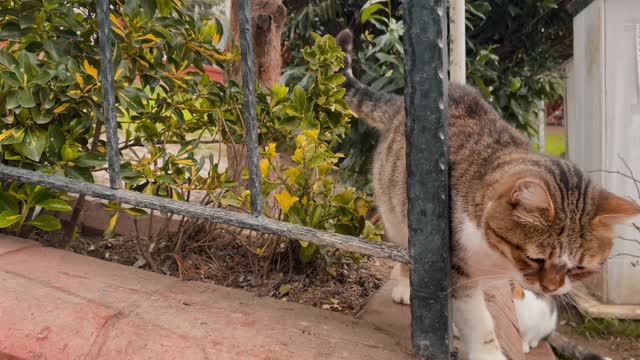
[335,29,404,131]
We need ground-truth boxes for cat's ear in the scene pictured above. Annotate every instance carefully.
[511,282,525,300]
[509,177,555,218]
[593,190,640,225]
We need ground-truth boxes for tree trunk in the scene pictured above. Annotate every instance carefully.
[225,0,287,187]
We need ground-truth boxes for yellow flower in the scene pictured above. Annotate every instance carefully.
[259,159,270,177]
[303,129,319,140]
[264,142,277,159]
[291,148,304,164]
[295,134,306,147]
[285,167,301,184]
[275,190,299,214]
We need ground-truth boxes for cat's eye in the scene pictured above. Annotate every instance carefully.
[526,256,545,266]
[574,266,586,271]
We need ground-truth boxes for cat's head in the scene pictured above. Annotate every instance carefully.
[483,158,640,295]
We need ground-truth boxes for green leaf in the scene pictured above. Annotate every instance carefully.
[156,0,175,16]
[360,3,385,24]
[18,14,35,29]
[139,0,158,17]
[0,50,19,68]
[510,77,522,92]
[0,127,25,145]
[333,188,354,206]
[0,22,21,39]
[5,90,20,109]
[124,207,149,218]
[293,85,306,112]
[36,199,72,212]
[46,125,65,161]
[103,211,119,239]
[64,166,94,182]
[30,70,56,85]
[310,205,324,228]
[61,142,81,162]
[27,214,62,231]
[278,284,290,297]
[325,73,344,87]
[118,86,146,112]
[0,210,21,228]
[30,185,54,206]
[0,70,21,86]
[18,89,36,108]
[0,192,18,212]
[31,107,53,124]
[75,151,107,168]
[298,242,317,264]
[22,127,47,161]
[334,223,356,236]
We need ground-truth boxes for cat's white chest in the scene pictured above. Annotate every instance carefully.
[458,216,517,281]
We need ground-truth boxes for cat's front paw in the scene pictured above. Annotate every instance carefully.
[391,280,410,305]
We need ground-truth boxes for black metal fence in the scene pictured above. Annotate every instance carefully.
[0,0,451,358]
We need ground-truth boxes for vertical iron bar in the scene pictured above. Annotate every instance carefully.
[97,0,121,189]
[404,0,451,359]
[238,0,263,217]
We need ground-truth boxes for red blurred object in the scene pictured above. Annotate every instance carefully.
[545,97,564,126]
[182,65,225,83]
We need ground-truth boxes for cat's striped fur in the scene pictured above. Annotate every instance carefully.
[336,29,640,359]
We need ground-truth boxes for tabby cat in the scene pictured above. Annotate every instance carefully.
[336,29,640,359]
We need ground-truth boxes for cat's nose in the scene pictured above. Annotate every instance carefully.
[540,263,567,293]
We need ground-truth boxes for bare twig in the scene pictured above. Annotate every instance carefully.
[587,169,640,186]
[66,116,104,240]
[616,236,640,247]
[618,154,640,200]
[608,252,640,260]
[134,218,159,272]
[147,209,155,245]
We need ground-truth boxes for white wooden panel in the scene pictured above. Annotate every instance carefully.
[569,0,605,184]
[602,0,640,305]
[568,0,609,302]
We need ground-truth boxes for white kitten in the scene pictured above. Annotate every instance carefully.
[512,284,557,353]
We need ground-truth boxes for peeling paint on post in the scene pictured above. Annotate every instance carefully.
[97,0,121,189]
[404,0,452,359]
[238,0,263,217]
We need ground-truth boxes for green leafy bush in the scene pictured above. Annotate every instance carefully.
[254,34,379,267]
[264,130,381,265]
[0,183,71,234]
[0,0,235,235]
[0,1,377,273]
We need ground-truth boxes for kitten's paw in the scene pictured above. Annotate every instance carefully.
[391,281,410,305]
[522,340,530,353]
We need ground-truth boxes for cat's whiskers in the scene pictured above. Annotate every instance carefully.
[557,294,574,323]
[446,275,510,293]
[563,294,606,334]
